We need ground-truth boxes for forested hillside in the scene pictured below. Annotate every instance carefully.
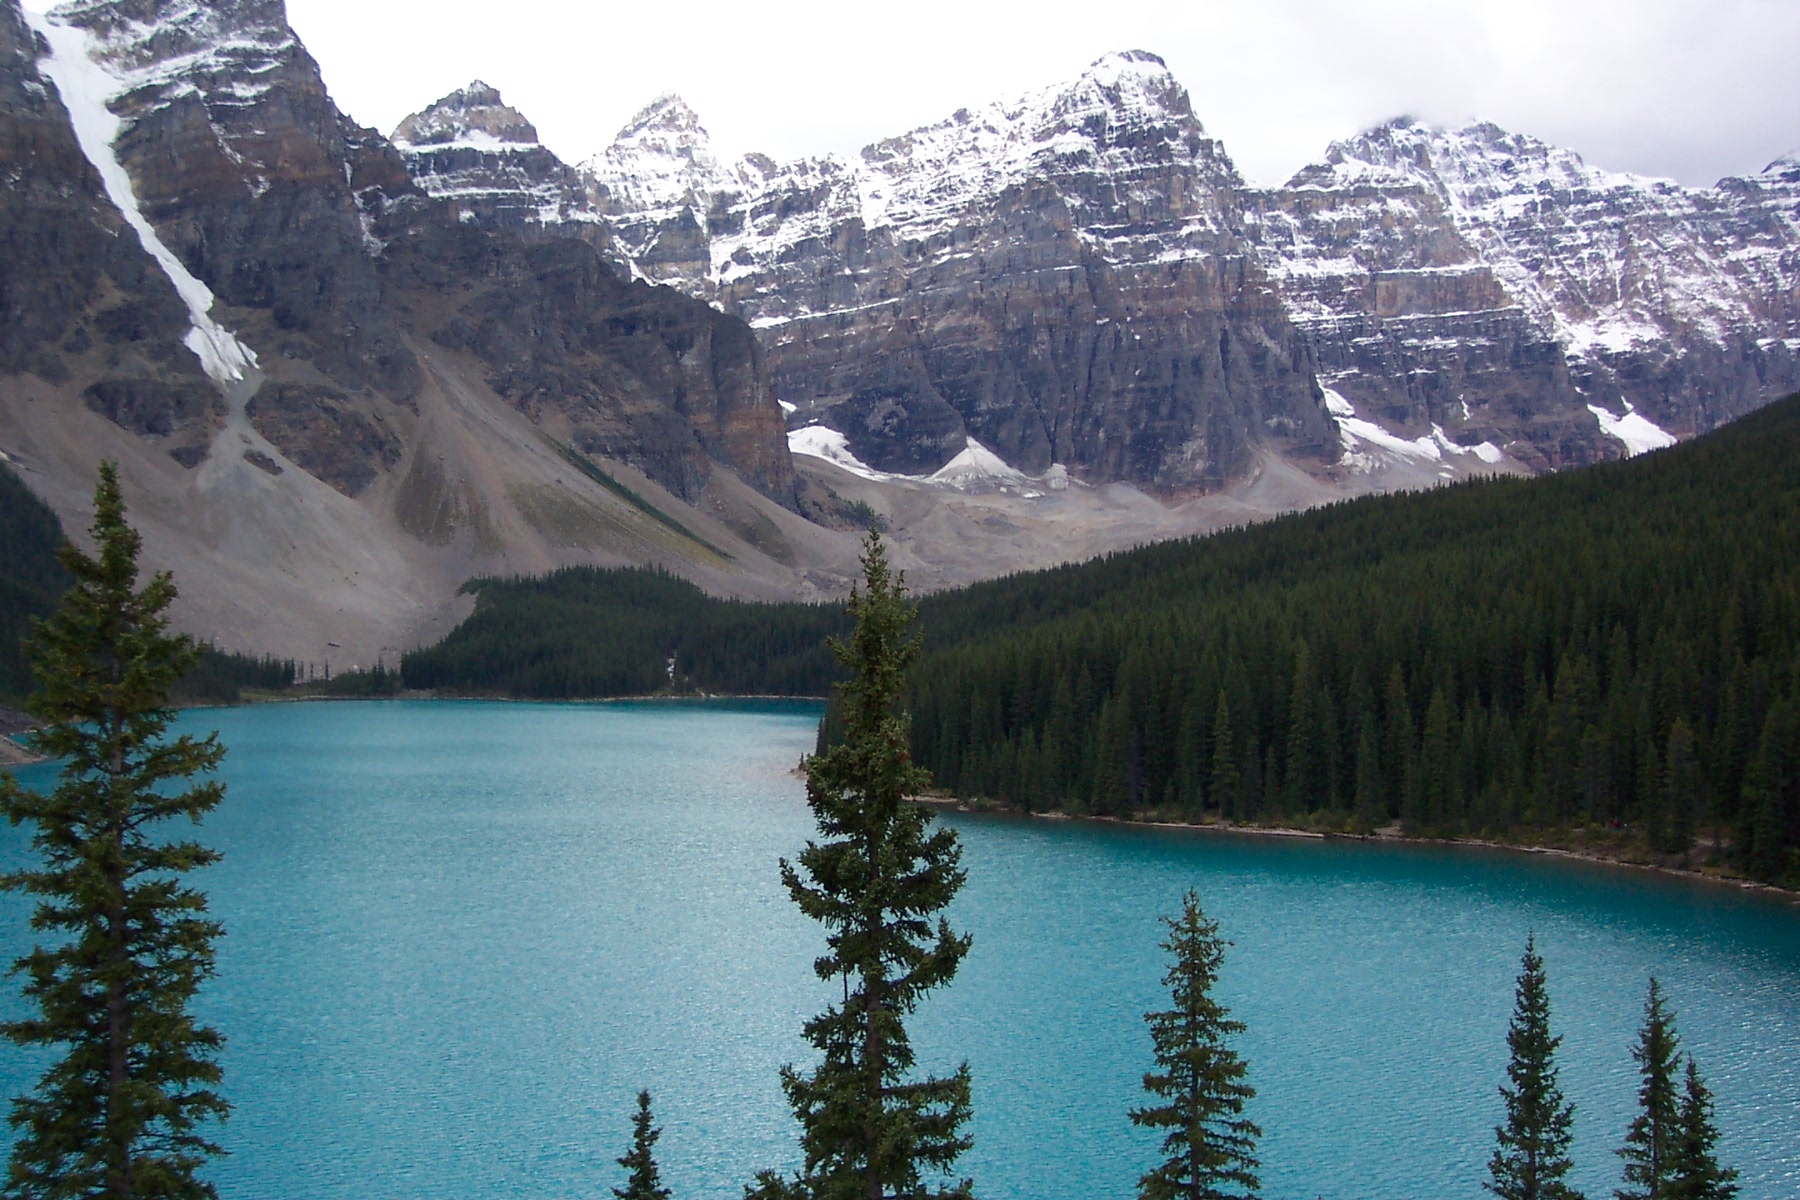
[401,395,1800,884]
[897,392,1800,885]
[0,465,68,706]
[401,568,849,698]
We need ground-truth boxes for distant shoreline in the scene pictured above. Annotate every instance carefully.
[910,795,1800,902]
[179,690,831,709]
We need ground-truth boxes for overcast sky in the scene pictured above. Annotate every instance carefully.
[43,0,1800,187]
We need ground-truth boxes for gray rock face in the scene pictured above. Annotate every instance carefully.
[391,80,604,248]
[583,52,1335,487]
[1251,119,1800,461]
[575,57,1800,482]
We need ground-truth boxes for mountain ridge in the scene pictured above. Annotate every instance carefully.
[393,52,1797,484]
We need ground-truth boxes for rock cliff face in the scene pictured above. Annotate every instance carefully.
[567,56,1799,480]
[1250,119,1800,467]
[0,0,208,442]
[0,0,825,668]
[391,80,604,249]
[6,0,794,507]
[580,53,1336,487]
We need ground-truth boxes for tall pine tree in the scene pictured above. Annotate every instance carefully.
[1617,978,1682,1200]
[0,463,228,1199]
[615,1090,671,1200]
[1667,1059,1736,1200]
[1130,890,1260,1200]
[750,532,974,1200]
[1486,936,1582,1200]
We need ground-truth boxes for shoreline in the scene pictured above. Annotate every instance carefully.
[182,690,831,709]
[910,795,1800,903]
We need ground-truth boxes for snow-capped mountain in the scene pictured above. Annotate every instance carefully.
[1251,119,1800,467]
[568,51,1334,487]
[0,0,814,667]
[579,94,772,284]
[502,54,1797,481]
[391,81,602,245]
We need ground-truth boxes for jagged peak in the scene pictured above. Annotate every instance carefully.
[1760,150,1800,177]
[861,45,1205,168]
[393,78,539,149]
[615,93,708,143]
[1301,115,1594,190]
[1051,48,1197,129]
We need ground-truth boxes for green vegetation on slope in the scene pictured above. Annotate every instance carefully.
[0,464,70,706]
[401,567,847,698]
[897,391,1800,885]
[418,394,1800,884]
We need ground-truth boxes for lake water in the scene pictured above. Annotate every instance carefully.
[1,700,1796,1200]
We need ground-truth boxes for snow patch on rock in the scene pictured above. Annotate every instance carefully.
[786,425,893,481]
[30,8,256,384]
[1588,404,1677,456]
[928,439,1027,488]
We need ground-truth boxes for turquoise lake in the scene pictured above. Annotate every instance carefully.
[1,699,1797,1200]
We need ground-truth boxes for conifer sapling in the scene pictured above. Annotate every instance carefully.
[615,1089,671,1200]
[1486,936,1582,1200]
[1130,890,1259,1200]
[1668,1058,1736,1200]
[1617,978,1681,1200]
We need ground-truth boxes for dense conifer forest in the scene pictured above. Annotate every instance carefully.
[0,464,68,706]
[400,568,849,697]
[896,392,1800,886]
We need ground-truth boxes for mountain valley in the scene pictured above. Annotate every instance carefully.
[2,0,1796,664]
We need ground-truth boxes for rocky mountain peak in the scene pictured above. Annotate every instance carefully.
[1048,48,1196,128]
[581,92,760,220]
[1756,151,1800,183]
[392,79,538,147]
[615,92,706,140]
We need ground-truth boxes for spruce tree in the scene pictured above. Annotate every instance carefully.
[0,462,228,1199]
[1657,722,1702,857]
[1486,937,1582,1200]
[615,1090,672,1200]
[1208,692,1236,819]
[1130,890,1259,1200]
[1617,978,1682,1200]
[1667,1059,1736,1200]
[749,532,974,1200]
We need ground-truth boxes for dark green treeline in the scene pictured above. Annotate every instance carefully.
[401,567,849,698]
[0,464,68,706]
[901,393,1800,885]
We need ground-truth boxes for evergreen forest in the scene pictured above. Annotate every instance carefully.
[895,392,1800,886]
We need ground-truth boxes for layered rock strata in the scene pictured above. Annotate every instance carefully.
[555,54,1799,480]
[1249,119,1800,466]
[0,0,211,452]
[391,80,604,248]
[581,53,1336,487]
